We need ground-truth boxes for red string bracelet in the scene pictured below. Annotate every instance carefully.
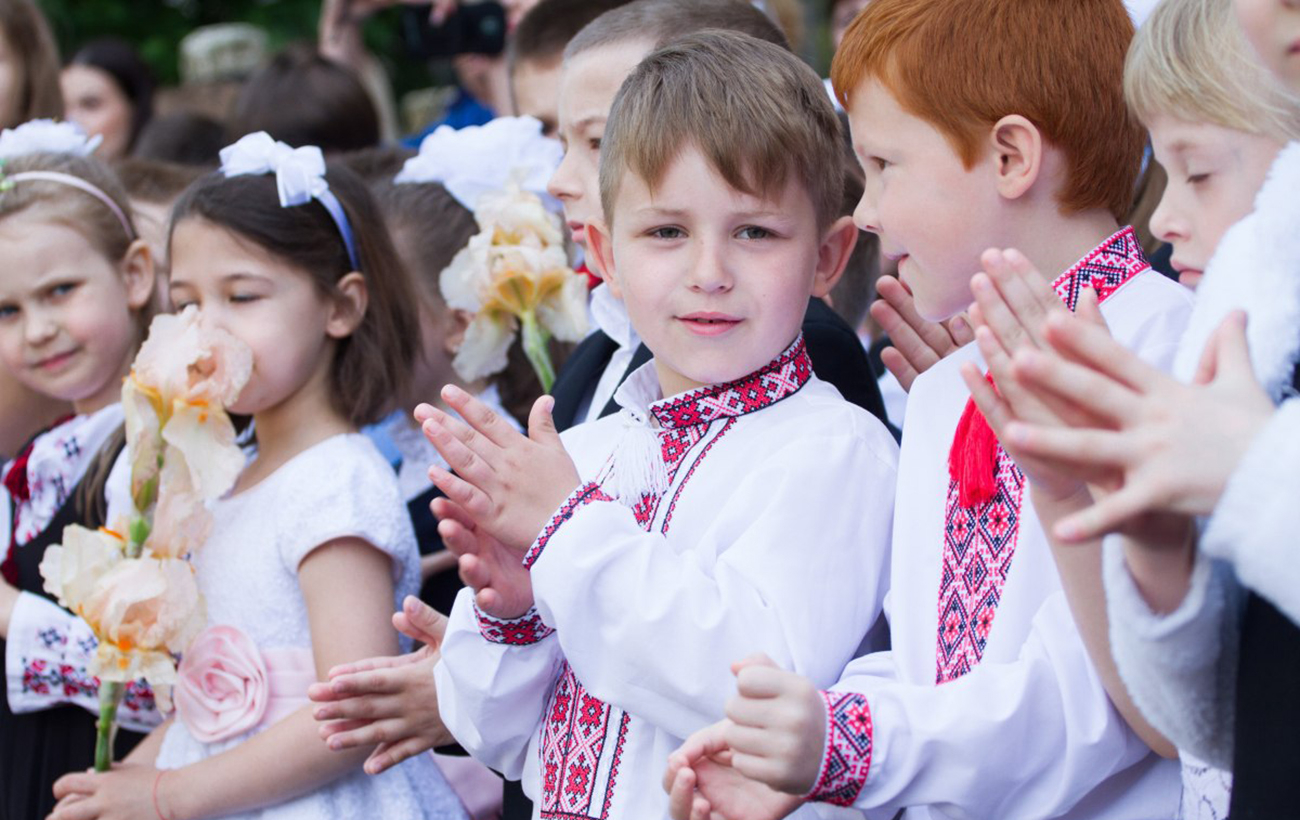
[152,769,172,820]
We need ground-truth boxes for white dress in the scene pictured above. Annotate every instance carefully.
[155,433,467,819]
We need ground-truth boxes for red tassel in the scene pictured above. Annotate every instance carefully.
[948,375,1002,508]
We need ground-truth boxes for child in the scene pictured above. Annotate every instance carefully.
[667,0,1194,817]
[47,132,467,819]
[508,0,634,138]
[0,126,161,820]
[0,0,62,129]
[546,0,888,429]
[113,157,205,285]
[428,30,898,820]
[62,38,155,162]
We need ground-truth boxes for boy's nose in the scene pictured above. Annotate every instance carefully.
[1148,198,1186,245]
[547,153,579,202]
[23,309,58,347]
[853,194,882,235]
[687,240,734,293]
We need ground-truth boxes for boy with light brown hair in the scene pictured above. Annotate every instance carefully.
[427,29,898,820]
[665,0,1194,817]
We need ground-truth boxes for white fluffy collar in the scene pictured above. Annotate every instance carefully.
[1173,141,1300,398]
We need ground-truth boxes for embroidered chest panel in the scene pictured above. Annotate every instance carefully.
[536,336,811,817]
[934,228,1148,684]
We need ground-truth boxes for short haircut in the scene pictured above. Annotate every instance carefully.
[0,0,63,126]
[169,162,417,428]
[829,113,880,330]
[600,30,842,229]
[831,0,1144,221]
[566,0,788,61]
[113,157,205,205]
[509,0,636,73]
[69,38,156,151]
[227,43,380,154]
[338,145,418,185]
[133,111,227,167]
[1125,0,1300,142]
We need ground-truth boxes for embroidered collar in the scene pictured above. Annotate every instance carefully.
[1049,225,1150,310]
[614,335,813,430]
[3,403,123,548]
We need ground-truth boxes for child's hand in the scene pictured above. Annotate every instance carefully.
[308,597,454,775]
[871,275,974,391]
[417,387,580,553]
[1006,310,1274,542]
[432,496,536,620]
[961,249,1108,502]
[48,762,162,820]
[664,721,804,820]
[721,654,826,795]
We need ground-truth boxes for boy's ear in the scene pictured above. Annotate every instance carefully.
[327,272,369,339]
[585,219,622,298]
[120,239,157,312]
[989,115,1043,202]
[812,216,860,299]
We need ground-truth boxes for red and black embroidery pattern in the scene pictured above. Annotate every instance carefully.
[935,227,1149,683]
[651,336,811,429]
[537,664,631,819]
[523,484,615,570]
[476,605,556,645]
[808,690,874,807]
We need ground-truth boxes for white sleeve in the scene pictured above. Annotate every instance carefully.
[527,433,896,740]
[433,587,565,778]
[1103,538,1241,771]
[1200,399,1300,627]
[806,594,1159,818]
[5,591,162,733]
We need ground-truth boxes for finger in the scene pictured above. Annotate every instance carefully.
[528,395,562,447]
[729,652,778,676]
[993,247,1063,344]
[945,312,974,347]
[1055,486,1160,543]
[326,717,407,751]
[1075,288,1108,329]
[51,772,97,800]
[1198,311,1252,387]
[308,680,344,703]
[970,271,1035,356]
[879,346,920,393]
[673,721,734,766]
[430,496,477,532]
[1041,312,1158,393]
[877,275,963,356]
[733,666,796,700]
[1011,346,1141,425]
[365,734,438,775]
[439,519,484,563]
[319,718,369,740]
[667,765,697,818]
[455,551,496,593]
[49,798,101,820]
[398,595,449,646]
[1002,421,1132,471]
[327,653,406,680]
[871,299,940,378]
[413,402,437,425]
[423,421,499,492]
[427,463,495,522]
[326,668,404,697]
[730,750,788,791]
[961,360,1014,435]
[441,384,522,448]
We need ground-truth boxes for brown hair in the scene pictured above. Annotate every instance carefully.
[829,133,880,331]
[565,0,788,60]
[113,157,205,205]
[509,0,636,74]
[600,30,843,229]
[227,43,380,155]
[830,0,1145,220]
[169,163,418,428]
[0,0,63,127]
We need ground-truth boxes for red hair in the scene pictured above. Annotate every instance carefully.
[831,0,1144,220]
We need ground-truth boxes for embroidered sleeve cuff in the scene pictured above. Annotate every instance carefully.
[806,690,873,807]
[475,604,555,645]
[521,482,614,570]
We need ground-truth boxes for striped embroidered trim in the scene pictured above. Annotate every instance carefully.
[807,690,873,807]
[475,604,555,645]
[522,482,614,570]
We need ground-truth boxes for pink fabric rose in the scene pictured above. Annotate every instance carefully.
[174,625,269,743]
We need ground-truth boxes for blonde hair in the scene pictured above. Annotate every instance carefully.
[1125,0,1300,141]
[599,30,842,229]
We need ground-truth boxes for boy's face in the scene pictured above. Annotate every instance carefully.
[548,41,654,251]
[1235,0,1300,92]
[1147,115,1284,290]
[590,145,838,399]
[511,56,562,138]
[846,78,1004,322]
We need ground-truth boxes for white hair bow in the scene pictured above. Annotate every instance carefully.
[0,119,102,160]
[396,116,563,213]
[218,131,360,269]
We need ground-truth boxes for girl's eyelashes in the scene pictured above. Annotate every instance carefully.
[228,292,261,304]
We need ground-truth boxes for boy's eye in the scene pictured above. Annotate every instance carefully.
[229,293,260,304]
[0,304,17,320]
[737,226,774,240]
[1187,173,1211,185]
[48,282,78,298]
[649,226,684,240]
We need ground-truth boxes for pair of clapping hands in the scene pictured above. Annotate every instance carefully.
[310,387,583,772]
[661,251,1276,820]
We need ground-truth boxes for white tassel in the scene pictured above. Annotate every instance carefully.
[606,409,668,503]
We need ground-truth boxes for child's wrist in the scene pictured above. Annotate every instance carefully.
[1123,530,1196,615]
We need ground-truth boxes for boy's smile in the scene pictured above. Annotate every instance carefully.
[589,145,845,400]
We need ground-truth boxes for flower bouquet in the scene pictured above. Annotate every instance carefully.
[440,179,589,392]
[39,307,251,771]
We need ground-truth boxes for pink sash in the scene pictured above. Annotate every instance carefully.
[174,625,316,743]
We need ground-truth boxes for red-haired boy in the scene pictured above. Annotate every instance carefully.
[666,0,1191,817]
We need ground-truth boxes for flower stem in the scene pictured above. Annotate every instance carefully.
[520,310,555,393]
[94,681,123,772]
